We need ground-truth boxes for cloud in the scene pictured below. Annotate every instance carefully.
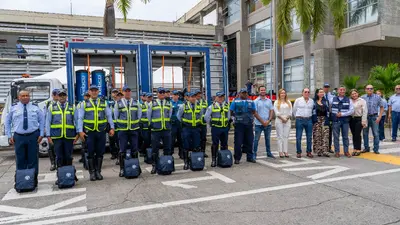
[0,0,201,22]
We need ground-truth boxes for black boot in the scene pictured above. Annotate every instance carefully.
[88,159,96,181]
[183,150,189,170]
[119,153,125,177]
[49,148,56,171]
[151,153,157,174]
[179,147,184,159]
[211,145,217,167]
[201,140,209,158]
[115,154,120,165]
[95,157,104,180]
[79,148,84,163]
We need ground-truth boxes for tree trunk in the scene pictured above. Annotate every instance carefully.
[303,28,311,89]
[104,0,116,37]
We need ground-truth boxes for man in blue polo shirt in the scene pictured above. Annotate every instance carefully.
[388,85,400,142]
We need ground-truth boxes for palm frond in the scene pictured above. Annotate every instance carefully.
[311,0,326,42]
[349,0,378,26]
[116,0,132,22]
[343,75,365,95]
[369,63,400,98]
[294,0,313,33]
[275,0,294,45]
[328,0,346,37]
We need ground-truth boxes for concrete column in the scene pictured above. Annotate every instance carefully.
[236,31,250,89]
[199,11,205,25]
[215,0,224,42]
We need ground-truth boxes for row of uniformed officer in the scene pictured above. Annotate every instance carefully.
[77,85,115,181]
[5,90,44,181]
[43,89,60,171]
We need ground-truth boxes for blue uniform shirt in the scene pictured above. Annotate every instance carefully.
[389,94,400,112]
[171,99,184,122]
[176,101,198,122]
[45,102,80,137]
[253,97,274,125]
[229,98,256,123]
[77,98,114,133]
[5,102,44,138]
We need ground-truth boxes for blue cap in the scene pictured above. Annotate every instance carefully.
[216,91,225,97]
[146,93,153,97]
[111,88,119,93]
[157,87,166,93]
[165,89,170,93]
[239,88,248,93]
[123,86,131,91]
[89,85,99,90]
[172,90,180,95]
[52,89,59,95]
[141,92,147,96]
[193,89,201,95]
[58,89,67,95]
[188,92,196,97]
[324,83,330,87]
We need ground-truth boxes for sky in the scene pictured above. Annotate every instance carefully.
[0,0,216,23]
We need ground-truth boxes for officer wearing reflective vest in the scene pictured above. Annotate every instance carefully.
[330,86,354,158]
[108,88,120,162]
[138,92,147,156]
[205,91,230,167]
[77,85,115,181]
[114,86,142,177]
[146,87,173,174]
[43,89,60,171]
[139,92,152,155]
[230,88,263,164]
[194,89,209,158]
[45,90,79,184]
[78,91,91,165]
[171,90,184,159]
[177,91,202,170]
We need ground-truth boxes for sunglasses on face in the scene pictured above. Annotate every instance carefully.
[304,91,310,93]
[159,91,166,94]
[366,88,373,90]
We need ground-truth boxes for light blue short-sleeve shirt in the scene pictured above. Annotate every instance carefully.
[389,94,400,112]
[254,97,274,126]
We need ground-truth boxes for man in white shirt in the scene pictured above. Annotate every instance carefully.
[293,88,314,158]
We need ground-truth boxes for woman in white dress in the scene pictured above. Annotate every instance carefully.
[274,89,292,158]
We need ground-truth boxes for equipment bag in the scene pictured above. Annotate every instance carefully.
[15,168,37,193]
[124,158,141,179]
[217,149,233,168]
[157,155,174,175]
[57,166,76,189]
[189,151,205,171]
[144,148,153,164]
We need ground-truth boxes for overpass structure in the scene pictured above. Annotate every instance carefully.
[176,0,217,25]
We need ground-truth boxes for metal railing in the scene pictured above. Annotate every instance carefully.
[0,46,50,60]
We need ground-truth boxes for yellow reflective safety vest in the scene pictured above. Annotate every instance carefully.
[140,102,150,130]
[50,102,76,139]
[150,99,172,131]
[199,99,208,126]
[83,98,107,132]
[210,102,230,128]
[115,99,140,131]
[182,102,202,127]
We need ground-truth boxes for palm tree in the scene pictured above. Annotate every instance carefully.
[260,0,347,89]
[104,0,150,37]
[368,63,400,98]
[349,0,378,26]
[343,75,365,96]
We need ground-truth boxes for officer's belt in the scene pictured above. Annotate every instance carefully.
[15,130,39,136]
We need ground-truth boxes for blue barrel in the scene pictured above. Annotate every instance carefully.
[75,70,88,102]
[91,70,107,97]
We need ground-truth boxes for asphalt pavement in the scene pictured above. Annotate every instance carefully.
[0,128,400,225]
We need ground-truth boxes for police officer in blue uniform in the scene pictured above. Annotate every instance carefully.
[205,91,230,167]
[139,93,152,155]
[230,88,263,164]
[177,91,202,170]
[6,90,44,181]
[108,88,120,161]
[78,91,90,165]
[165,89,171,102]
[171,90,184,159]
[114,86,142,177]
[44,89,60,171]
[194,89,209,158]
[147,87,173,174]
[77,85,115,181]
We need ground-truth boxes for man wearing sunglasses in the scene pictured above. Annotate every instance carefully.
[388,85,400,142]
[361,85,384,154]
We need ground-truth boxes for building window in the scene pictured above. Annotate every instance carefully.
[289,11,302,43]
[0,31,50,60]
[225,0,240,25]
[250,64,272,92]
[346,0,378,27]
[248,0,264,14]
[284,56,314,93]
[249,18,273,54]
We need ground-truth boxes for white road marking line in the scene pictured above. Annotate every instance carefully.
[257,157,320,168]
[0,205,43,215]
[284,166,350,180]
[1,184,86,201]
[39,171,84,183]
[162,172,235,189]
[0,207,87,225]
[20,168,400,225]
[145,164,207,174]
[40,194,86,211]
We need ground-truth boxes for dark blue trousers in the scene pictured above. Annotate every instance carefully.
[53,138,73,166]
[119,130,139,154]
[86,131,106,159]
[234,123,254,161]
[182,127,201,150]
[151,130,171,156]
[171,123,183,154]
[14,130,40,176]
[211,127,229,149]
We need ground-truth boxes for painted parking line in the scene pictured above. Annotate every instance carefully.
[20,168,400,225]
